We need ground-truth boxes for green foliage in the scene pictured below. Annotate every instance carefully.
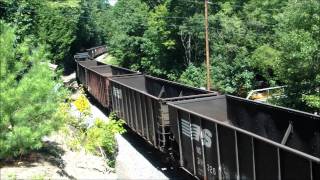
[0,22,69,159]
[179,64,206,88]
[83,0,320,112]
[101,0,149,70]
[102,54,119,66]
[38,1,81,64]
[0,0,45,42]
[140,2,176,76]
[30,173,46,180]
[85,113,126,167]
[65,93,125,167]
[1,0,106,72]
[272,0,320,111]
[303,94,320,111]
[250,45,281,86]
[65,91,90,151]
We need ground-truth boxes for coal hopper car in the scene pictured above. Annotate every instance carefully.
[75,60,106,87]
[85,65,140,108]
[86,45,107,59]
[109,74,217,153]
[168,95,320,180]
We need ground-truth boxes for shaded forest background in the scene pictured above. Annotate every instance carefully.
[1,0,319,112]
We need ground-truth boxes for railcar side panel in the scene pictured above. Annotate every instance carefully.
[110,75,214,151]
[83,65,139,108]
[168,95,320,180]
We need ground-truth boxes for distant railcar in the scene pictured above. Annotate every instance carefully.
[86,45,107,59]
[75,60,106,87]
[74,52,89,61]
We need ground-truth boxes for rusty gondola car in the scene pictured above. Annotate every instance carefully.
[168,95,320,180]
[85,65,140,108]
[75,60,106,87]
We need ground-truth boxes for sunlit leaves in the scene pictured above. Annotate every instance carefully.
[0,23,69,159]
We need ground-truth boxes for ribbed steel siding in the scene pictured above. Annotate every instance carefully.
[75,61,105,88]
[110,75,216,151]
[173,109,320,180]
[76,62,87,86]
[87,70,109,107]
[86,66,140,108]
[111,83,158,146]
[168,97,320,180]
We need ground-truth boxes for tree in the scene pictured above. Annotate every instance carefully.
[0,0,45,42]
[37,1,82,73]
[141,2,176,77]
[96,0,319,112]
[102,0,149,69]
[1,0,94,73]
[0,22,69,159]
[208,2,255,96]
[179,64,206,88]
[273,0,320,111]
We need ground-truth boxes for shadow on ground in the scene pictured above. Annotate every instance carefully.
[121,130,196,180]
[0,141,76,180]
[40,141,76,180]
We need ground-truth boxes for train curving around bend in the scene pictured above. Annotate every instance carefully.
[74,45,107,61]
[74,46,319,180]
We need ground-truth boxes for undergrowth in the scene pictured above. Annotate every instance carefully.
[64,90,126,168]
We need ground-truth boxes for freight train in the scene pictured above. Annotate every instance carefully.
[74,48,320,180]
[74,45,107,61]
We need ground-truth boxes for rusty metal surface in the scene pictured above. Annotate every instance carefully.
[110,75,214,99]
[75,60,106,87]
[85,65,140,108]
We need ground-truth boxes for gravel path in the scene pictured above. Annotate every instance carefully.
[116,134,169,179]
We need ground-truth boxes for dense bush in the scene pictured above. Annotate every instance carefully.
[0,0,106,73]
[86,113,126,167]
[179,64,206,88]
[0,22,69,159]
[69,93,126,167]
